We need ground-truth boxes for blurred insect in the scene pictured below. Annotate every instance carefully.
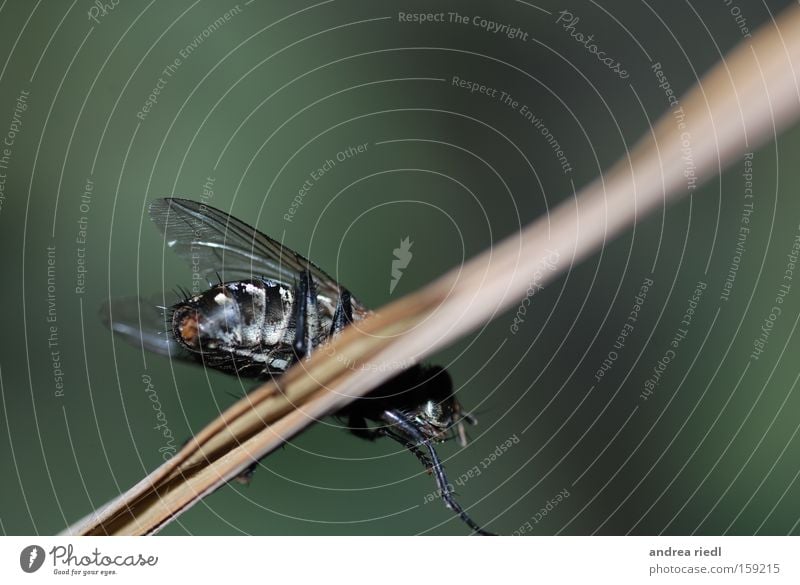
[104,198,493,535]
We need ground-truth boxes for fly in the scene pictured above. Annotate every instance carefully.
[103,197,493,535]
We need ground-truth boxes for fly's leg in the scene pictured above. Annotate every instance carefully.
[234,461,259,486]
[346,414,380,441]
[386,430,434,471]
[179,435,261,485]
[453,402,479,448]
[304,271,321,353]
[329,288,353,337]
[380,409,495,536]
[291,273,308,359]
[292,270,319,360]
[348,413,432,469]
[232,439,291,486]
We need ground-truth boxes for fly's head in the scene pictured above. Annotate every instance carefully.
[407,368,478,447]
[171,281,265,354]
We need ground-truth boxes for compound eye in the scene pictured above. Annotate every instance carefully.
[174,306,201,349]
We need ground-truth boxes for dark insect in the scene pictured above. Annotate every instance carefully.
[103,197,493,535]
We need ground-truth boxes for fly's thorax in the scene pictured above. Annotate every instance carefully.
[171,279,290,352]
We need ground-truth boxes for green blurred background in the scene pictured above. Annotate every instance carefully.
[1,0,799,535]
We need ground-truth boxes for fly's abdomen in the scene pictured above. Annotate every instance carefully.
[171,279,289,352]
[247,280,306,373]
[255,281,296,347]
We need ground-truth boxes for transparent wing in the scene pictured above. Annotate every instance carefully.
[100,295,189,359]
[148,198,367,316]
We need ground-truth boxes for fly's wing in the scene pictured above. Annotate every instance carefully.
[148,198,368,317]
[100,295,189,359]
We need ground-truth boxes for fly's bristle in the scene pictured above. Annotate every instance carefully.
[171,285,194,303]
[160,304,177,329]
